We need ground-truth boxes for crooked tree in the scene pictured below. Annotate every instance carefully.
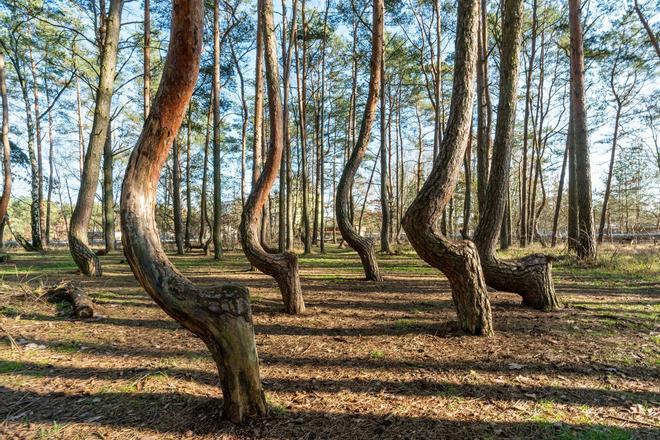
[120,0,266,423]
[402,0,493,336]
[336,0,384,282]
[472,0,561,311]
[69,0,123,275]
[239,0,305,314]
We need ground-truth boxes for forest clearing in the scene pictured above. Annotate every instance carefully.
[0,0,659,438]
[1,245,659,439]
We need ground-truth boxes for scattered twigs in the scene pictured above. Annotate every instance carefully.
[0,320,19,350]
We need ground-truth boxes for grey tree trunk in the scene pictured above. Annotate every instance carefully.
[102,120,115,253]
[172,138,184,255]
[69,0,123,275]
[0,53,11,248]
[212,0,223,260]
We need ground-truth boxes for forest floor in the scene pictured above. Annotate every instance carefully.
[0,243,658,439]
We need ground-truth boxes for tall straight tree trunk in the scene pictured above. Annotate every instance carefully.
[404,0,493,336]
[568,0,597,260]
[19,59,42,251]
[567,104,579,251]
[318,0,329,253]
[69,0,123,276]
[28,45,46,247]
[73,44,85,177]
[379,38,391,253]
[240,0,305,315]
[475,0,491,216]
[44,78,55,246]
[519,0,537,247]
[551,134,568,247]
[143,0,151,119]
[102,120,115,252]
[172,138,184,255]
[336,0,384,281]
[461,122,473,239]
[200,92,212,247]
[295,0,311,254]
[0,53,11,248]
[184,108,192,246]
[597,99,622,243]
[212,0,223,260]
[121,0,266,422]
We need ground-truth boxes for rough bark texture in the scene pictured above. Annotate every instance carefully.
[403,0,493,337]
[172,138,184,255]
[102,120,115,252]
[568,0,597,260]
[46,281,94,319]
[120,0,266,423]
[379,47,391,254]
[239,0,305,315]
[336,0,384,282]
[0,53,10,244]
[295,0,311,254]
[69,0,123,276]
[472,0,561,311]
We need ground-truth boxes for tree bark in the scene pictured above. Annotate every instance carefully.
[184,108,192,247]
[69,0,123,276]
[380,36,391,253]
[172,138,184,255]
[475,0,491,216]
[295,0,311,254]
[472,0,560,312]
[240,0,305,315]
[403,0,493,336]
[143,0,151,119]
[568,0,597,260]
[0,53,10,246]
[103,120,115,252]
[336,0,384,282]
[120,0,266,423]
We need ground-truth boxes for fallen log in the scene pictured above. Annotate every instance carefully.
[45,281,94,319]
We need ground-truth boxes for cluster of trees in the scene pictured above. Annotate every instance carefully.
[0,0,658,423]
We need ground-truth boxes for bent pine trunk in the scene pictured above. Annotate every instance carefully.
[472,0,561,311]
[336,0,384,281]
[403,0,493,336]
[239,0,305,314]
[120,0,266,423]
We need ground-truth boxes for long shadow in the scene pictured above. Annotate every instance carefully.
[3,361,658,408]
[19,313,180,330]
[0,387,657,439]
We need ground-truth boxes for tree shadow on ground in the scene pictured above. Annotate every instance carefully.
[1,386,658,439]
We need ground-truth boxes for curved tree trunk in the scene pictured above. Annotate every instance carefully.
[239,0,305,315]
[120,0,266,423]
[403,0,493,337]
[335,0,384,282]
[69,0,123,276]
[0,53,10,246]
[472,0,561,311]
